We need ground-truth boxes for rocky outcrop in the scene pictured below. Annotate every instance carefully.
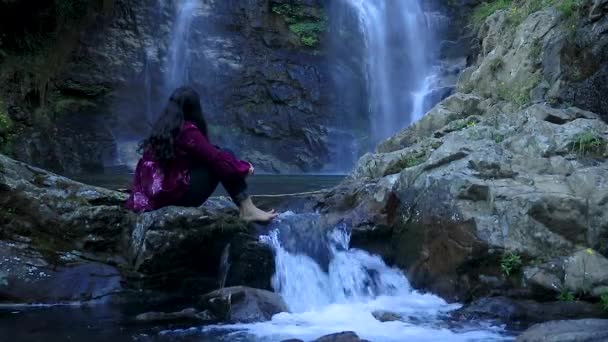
[0,154,275,304]
[517,319,608,342]
[323,2,608,304]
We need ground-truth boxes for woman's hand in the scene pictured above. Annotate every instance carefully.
[248,163,255,176]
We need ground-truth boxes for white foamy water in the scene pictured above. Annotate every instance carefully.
[195,213,513,342]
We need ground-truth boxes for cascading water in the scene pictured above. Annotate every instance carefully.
[349,0,435,144]
[189,212,512,341]
[328,0,444,164]
[164,0,199,96]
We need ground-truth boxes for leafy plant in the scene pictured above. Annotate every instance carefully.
[500,252,522,276]
[570,131,605,156]
[557,289,576,301]
[601,292,608,312]
[272,4,327,47]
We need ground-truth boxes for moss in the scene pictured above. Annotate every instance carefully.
[471,0,584,30]
[488,57,504,73]
[471,0,513,29]
[272,4,327,48]
[52,96,97,116]
[0,100,15,155]
[384,151,427,175]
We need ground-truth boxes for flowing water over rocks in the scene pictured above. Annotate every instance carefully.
[153,212,513,341]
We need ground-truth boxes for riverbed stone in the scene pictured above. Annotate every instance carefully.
[452,296,608,328]
[517,319,608,342]
[313,332,369,342]
[198,286,288,323]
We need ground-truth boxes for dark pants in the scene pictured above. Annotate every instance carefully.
[175,167,249,207]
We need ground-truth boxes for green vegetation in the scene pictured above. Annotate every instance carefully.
[557,289,576,301]
[601,292,608,311]
[272,4,327,47]
[471,0,584,29]
[570,131,605,157]
[471,0,512,28]
[496,73,541,107]
[500,252,522,276]
[453,118,479,131]
[494,133,505,144]
[0,100,14,155]
[384,152,427,175]
[488,57,504,73]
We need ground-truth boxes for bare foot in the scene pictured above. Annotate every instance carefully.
[239,197,278,223]
[241,207,278,223]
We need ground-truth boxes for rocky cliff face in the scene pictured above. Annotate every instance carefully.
[323,0,608,304]
[0,0,363,174]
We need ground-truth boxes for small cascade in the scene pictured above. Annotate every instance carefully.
[194,212,511,341]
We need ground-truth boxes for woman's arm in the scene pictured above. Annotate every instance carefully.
[178,124,250,180]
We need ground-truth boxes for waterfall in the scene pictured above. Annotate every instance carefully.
[262,221,411,313]
[195,212,510,341]
[164,0,199,95]
[330,0,439,151]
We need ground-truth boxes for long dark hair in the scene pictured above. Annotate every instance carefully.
[140,86,208,164]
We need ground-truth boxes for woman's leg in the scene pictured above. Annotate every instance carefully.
[220,177,277,223]
[175,168,219,207]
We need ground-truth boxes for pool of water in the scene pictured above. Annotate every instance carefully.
[71,166,345,196]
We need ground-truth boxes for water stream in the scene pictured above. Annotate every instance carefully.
[162,212,513,341]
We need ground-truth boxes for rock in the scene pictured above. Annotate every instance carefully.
[0,241,122,303]
[372,310,403,322]
[452,296,608,328]
[0,154,274,304]
[524,250,608,299]
[517,319,608,342]
[198,286,288,323]
[135,308,214,323]
[312,332,369,342]
[323,1,608,302]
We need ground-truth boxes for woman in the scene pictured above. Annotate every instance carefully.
[125,86,277,222]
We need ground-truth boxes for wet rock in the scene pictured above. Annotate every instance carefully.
[135,308,214,323]
[0,154,274,303]
[517,319,608,342]
[453,296,608,328]
[0,241,122,303]
[372,310,403,322]
[312,331,369,342]
[198,286,288,323]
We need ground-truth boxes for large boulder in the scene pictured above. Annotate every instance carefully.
[0,154,275,303]
[198,286,288,323]
[128,205,275,295]
[517,319,608,342]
